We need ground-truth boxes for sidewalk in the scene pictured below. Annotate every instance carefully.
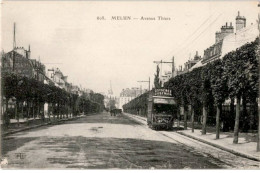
[124,113,260,162]
[1,115,84,137]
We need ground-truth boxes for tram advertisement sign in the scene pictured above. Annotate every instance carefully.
[154,89,173,97]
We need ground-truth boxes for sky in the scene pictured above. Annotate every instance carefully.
[1,0,259,96]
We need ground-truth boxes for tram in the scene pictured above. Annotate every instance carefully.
[147,89,177,130]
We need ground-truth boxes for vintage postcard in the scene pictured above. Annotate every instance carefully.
[0,0,260,169]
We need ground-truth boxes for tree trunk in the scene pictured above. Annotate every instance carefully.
[249,99,256,131]
[27,101,30,121]
[202,102,207,135]
[54,103,57,120]
[15,100,19,126]
[41,102,44,122]
[32,102,35,120]
[58,103,61,119]
[177,108,180,128]
[230,98,235,131]
[242,95,248,132]
[4,98,9,125]
[184,106,188,130]
[216,104,222,139]
[49,103,52,122]
[233,96,241,144]
[21,102,24,119]
[257,98,260,151]
[37,99,40,119]
[191,105,194,133]
[66,104,69,119]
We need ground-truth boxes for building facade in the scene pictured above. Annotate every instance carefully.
[2,46,46,83]
[119,87,147,109]
[190,11,250,71]
[201,11,246,65]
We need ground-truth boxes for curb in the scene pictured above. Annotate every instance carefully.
[2,116,82,137]
[176,131,260,162]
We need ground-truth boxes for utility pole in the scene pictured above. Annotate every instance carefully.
[172,56,175,77]
[13,23,16,50]
[153,56,175,78]
[13,23,16,71]
[137,77,150,91]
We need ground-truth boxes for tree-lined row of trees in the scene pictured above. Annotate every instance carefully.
[123,92,149,116]
[2,72,104,126]
[166,38,258,143]
[123,38,259,147]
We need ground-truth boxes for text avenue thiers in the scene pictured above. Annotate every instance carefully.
[97,16,171,20]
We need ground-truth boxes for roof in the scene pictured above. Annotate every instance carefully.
[190,23,258,71]
[220,23,258,59]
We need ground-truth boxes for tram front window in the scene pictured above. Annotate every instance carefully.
[153,104,174,115]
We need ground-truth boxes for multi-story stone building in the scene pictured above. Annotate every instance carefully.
[119,87,147,109]
[190,11,252,70]
[164,11,252,84]
[47,67,71,91]
[201,11,247,65]
[2,46,46,83]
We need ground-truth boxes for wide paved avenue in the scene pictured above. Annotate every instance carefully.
[2,112,259,169]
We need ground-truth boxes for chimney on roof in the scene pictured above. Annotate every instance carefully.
[26,45,31,59]
[236,11,246,31]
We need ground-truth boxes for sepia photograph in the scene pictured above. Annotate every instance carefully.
[0,0,260,169]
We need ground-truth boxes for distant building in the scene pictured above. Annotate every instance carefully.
[159,56,177,87]
[103,81,120,109]
[160,71,172,87]
[176,51,201,76]
[119,87,147,109]
[104,95,118,109]
[47,67,71,90]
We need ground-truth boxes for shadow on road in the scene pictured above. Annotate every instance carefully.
[2,137,39,155]
[42,136,226,169]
